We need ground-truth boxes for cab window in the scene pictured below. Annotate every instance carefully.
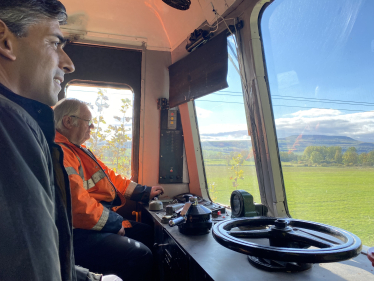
[195,35,259,206]
[261,0,374,246]
[66,84,134,178]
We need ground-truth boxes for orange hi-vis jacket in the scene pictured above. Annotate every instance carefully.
[55,131,151,234]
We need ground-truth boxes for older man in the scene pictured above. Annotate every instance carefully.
[0,1,121,280]
[53,98,164,281]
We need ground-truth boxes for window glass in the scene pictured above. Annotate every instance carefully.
[261,0,374,246]
[195,35,259,206]
[66,85,133,178]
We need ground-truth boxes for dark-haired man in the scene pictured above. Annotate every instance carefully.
[0,1,118,280]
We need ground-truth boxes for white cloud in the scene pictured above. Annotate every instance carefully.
[195,106,213,118]
[199,123,248,135]
[199,122,250,141]
[291,108,341,117]
[275,109,374,142]
[201,135,251,141]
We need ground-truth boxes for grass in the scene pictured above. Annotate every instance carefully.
[205,165,374,247]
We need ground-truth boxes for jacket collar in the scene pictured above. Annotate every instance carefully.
[55,130,87,149]
[0,83,56,144]
[55,130,71,144]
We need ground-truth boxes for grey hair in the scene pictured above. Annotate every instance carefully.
[0,1,67,37]
[54,98,87,131]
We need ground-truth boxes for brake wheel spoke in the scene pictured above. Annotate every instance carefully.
[284,230,336,248]
[228,229,271,238]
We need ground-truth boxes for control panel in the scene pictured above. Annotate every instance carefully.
[158,98,184,184]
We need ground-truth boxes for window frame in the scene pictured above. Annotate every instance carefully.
[243,0,289,217]
[184,0,290,216]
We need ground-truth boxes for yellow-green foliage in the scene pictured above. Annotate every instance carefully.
[86,89,110,159]
[229,152,245,189]
[106,98,132,177]
[86,90,132,177]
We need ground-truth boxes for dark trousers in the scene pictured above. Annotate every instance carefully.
[74,221,153,281]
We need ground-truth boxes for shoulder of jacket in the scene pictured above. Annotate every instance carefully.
[0,95,42,136]
[58,142,77,155]
[57,142,83,164]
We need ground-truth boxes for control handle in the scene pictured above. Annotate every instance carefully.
[169,216,186,227]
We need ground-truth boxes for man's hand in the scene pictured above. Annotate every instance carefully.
[117,226,125,236]
[368,247,374,267]
[150,186,164,199]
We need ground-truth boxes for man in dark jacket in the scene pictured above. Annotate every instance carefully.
[0,1,119,280]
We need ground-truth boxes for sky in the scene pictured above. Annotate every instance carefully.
[195,0,374,143]
[66,86,134,138]
[195,35,249,141]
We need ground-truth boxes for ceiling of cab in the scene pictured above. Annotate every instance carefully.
[60,0,236,51]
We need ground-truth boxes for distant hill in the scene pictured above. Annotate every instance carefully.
[201,135,374,154]
[201,139,251,153]
[278,135,374,154]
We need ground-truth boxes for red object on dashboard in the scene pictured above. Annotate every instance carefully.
[368,247,374,267]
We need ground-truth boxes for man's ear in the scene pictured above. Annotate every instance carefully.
[62,115,75,129]
[0,20,17,61]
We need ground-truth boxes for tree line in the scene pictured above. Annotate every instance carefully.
[280,146,374,166]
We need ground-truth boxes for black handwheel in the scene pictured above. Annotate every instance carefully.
[212,217,362,271]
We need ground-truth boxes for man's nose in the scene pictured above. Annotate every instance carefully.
[89,123,95,129]
[59,49,75,74]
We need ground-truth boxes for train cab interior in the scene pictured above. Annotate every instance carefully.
[58,0,373,280]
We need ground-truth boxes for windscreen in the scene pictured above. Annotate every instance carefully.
[261,0,374,246]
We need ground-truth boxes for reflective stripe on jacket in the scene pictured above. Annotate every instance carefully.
[55,131,139,232]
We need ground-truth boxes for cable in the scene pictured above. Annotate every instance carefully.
[211,91,374,106]
[197,100,243,104]
[271,105,372,113]
[197,0,235,32]
[271,97,374,107]
[272,95,374,106]
[196,100,373,113]
[209,14,220,33]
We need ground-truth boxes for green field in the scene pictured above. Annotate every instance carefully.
[206,165,374,247]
